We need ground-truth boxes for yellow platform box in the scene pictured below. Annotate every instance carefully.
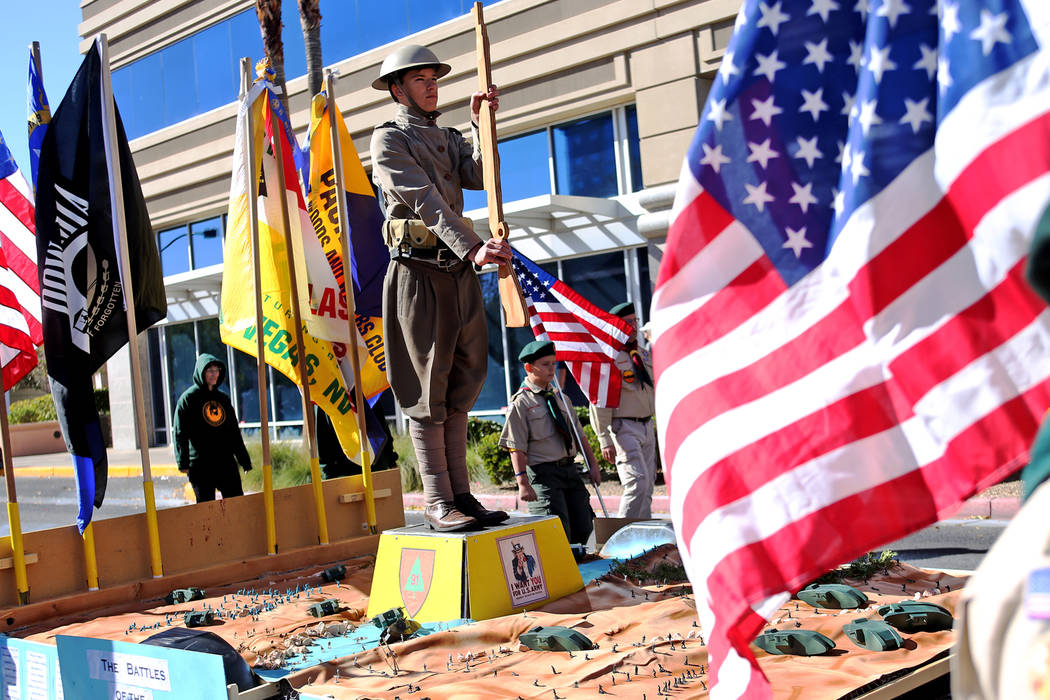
[367,515,584,622]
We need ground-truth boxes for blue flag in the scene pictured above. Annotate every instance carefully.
[27,45,51,192]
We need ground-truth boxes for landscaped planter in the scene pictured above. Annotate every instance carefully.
[9,420,65,457]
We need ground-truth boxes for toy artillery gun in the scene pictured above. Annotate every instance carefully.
[371,607,421,644]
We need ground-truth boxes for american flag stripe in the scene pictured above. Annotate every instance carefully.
[512,253,632,408]
[653,0,1050,695]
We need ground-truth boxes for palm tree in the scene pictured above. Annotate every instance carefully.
[256,0,289,112]
[298,0,323,97]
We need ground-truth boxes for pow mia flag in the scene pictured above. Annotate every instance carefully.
[35,41,166,533]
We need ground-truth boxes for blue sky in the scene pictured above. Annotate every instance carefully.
[0,1,83,179]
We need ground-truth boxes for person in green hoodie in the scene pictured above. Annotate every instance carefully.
[174,353,252,503]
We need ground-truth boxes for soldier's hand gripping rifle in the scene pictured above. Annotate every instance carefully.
[473,2,529,327]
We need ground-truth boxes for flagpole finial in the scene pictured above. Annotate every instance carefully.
[255,58,275,83]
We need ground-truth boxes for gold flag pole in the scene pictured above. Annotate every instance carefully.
[97,33,163,577]
[241,58,277,555]
[323,71,377,535]
[0,372,30,603]
[264,87,329,545]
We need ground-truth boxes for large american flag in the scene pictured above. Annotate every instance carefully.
[652,0,1050,697]
[0,131,41,389]
[511,253,633,407]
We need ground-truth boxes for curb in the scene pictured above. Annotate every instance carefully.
[951,496,1022,520]
[401,492,672,516]
[11,465,185,478]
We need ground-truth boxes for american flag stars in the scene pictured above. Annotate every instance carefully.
[692,0,1038,285]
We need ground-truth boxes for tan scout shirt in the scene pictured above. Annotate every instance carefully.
[500,379,586,466]
[370,104,485,260]
[590,345,656,449]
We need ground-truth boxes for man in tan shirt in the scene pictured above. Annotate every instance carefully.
[500,340,601,547]
[370,44,510,531]
[589,302,657,518]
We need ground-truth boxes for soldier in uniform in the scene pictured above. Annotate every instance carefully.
[370,44,510,531]
[589,302,658,518]
[500,340,601,548]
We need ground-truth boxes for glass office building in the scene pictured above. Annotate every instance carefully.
[85,0,727,446]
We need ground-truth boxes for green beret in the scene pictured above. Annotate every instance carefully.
[609,302,635,318]
[518,340,556,364]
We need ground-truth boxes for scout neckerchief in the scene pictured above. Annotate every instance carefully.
[627,343,653,388]
[523,381,573,451]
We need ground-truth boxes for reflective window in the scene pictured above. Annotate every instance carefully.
[165,322,197,413]
[232,348,261,423]
[561,252,626,316]
[272,370,304,422]
[162,38,198,125]
[190,216,224,268]
[194,21,237,115]
[147,327,167,444]
[114,1,497,139]
[126,52,165,137]
[626,105,643,192]
[158,225,190,276]
[463,129,550,211]
[195,319,225,364]
[553,113,617,198]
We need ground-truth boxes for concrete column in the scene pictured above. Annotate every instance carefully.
[106,338,156,449]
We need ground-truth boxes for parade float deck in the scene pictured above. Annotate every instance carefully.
[9,538,963,699]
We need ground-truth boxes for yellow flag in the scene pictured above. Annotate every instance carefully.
[305,93,390,401]
[219,82,368,459]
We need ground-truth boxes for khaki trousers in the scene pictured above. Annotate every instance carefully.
[383,257,488,423]
[610,418,658,518]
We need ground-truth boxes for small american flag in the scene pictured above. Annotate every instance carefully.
[511,253,633,407]
[652,0,1050,697]
[0,130,41,389]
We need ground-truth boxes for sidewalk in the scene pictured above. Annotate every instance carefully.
[8,447,1024,519]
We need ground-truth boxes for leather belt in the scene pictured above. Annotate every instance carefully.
[620,416,651,423]
[394,246,462,271]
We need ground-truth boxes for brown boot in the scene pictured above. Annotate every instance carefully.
[454,493,509,526]
[423,502,477,531]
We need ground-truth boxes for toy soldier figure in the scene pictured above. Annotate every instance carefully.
[589,302,658,518]
[371,44,510,531]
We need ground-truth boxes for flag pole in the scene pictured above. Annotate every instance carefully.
[0,374,30,603]
[97,34,163,577]
[242,59,277,555]
[551,374,608,517]
[323,71,377,535]
[265,92,329,545]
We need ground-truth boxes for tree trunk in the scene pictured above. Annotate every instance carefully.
[299,0,323,98]
[256,0,290,113]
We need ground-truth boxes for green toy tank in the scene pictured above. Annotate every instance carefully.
[518,626,595,652]
[876,601,953,632]
[307,598,342,618]
[165,587,206,605]
[842,618,905,651]
[796,583,868,609]
[753,629,835,656]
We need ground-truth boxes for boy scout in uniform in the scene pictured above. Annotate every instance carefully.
[500,341,601,547]
[371,44,510,531]
[589,302,658,518]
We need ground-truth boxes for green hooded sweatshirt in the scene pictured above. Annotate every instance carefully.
[173,353,251,474]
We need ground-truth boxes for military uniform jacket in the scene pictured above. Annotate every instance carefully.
[370,104,485,260]
[590,345,656,449]
[500,379,586,466]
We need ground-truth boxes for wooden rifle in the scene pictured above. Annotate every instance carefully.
[473,1,528,327]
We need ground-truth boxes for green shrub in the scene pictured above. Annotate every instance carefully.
[392,432,422,493]
[467,416,501,444]
[574,406,616,475]
[9,395,57,424]
[94,388,110,414]
[241,439,312,490]
[476,431,513,485]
